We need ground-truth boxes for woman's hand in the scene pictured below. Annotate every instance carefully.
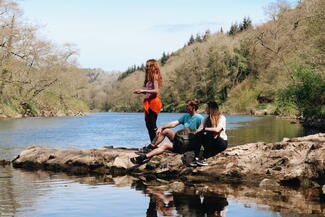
[133,90,144,94]
[195,124,204,134]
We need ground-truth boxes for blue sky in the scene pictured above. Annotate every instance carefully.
[19,0,296,71]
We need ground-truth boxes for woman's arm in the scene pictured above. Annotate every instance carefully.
[133,79,160,94]
[203,126,223,133]
[203,116,225,133]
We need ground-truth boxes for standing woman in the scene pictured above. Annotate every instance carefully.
[192,101,228,166]
[134,59,163,142]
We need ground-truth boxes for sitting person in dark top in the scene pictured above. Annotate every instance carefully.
[190,101,228,166]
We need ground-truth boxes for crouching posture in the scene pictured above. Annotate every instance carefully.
[190,101,228,166]
[131,99,203,165]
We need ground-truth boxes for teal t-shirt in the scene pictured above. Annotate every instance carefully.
[178,113,204,130]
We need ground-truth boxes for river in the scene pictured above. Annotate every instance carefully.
[1,113,323,217]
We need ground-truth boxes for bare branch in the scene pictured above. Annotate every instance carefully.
[0,9,8,16]
[30,79,58,99]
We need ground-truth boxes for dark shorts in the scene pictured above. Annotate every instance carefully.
[172,137,187,154]
[171,128,196,154]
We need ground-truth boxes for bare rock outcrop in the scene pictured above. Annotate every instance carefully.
[12,133,325,188]
[197,133,325,187]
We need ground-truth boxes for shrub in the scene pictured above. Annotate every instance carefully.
[276,64,325,117]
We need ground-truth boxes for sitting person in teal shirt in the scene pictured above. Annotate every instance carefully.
[178,112,203,130]
[131,99,203,165]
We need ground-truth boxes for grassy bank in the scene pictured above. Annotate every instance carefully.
[0,92,89,118]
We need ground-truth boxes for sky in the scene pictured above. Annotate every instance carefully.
[18,0,295,72]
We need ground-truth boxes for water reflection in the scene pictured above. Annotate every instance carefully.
[144,187,228,217]
[145,187,177,217]
[1,166,324,217]
[0,165,56,216]
[227,117,305,146]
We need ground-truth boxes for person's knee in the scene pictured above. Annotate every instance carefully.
[162,129,172,135]
[162,143,173,150]
[162,129,174,138]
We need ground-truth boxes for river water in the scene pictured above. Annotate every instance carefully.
[0,113,323,217]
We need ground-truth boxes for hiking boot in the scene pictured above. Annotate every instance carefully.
[130,154,147,165]
[196,158,208,166]
[188,157,199,167]
[189,161,198,167]
[136,144,155,154]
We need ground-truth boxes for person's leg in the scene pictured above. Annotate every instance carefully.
[131,143,173,165]
[151,129,175,148]
[139,109,158,153]
[193,136,228,166]
[150,132,165,147]
[146,197,158,217]
[146,143,173,158]
[146,109,158,142]
[189,131,204,158]
[139,123,175,154]
[203,138,227,159]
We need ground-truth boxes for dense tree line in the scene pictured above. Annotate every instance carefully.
[118,64,145,81]
[117,50,178,81]
[228,17,252,35]
[187,30,212,46]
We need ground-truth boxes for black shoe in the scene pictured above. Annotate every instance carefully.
[189,157,199,167]
[196,158,208,166]
[136,144,154,154]
[130,154,147,165]
[189,161,198,167]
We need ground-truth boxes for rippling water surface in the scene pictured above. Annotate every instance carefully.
[0,113,305,159]
[1,113,322,217]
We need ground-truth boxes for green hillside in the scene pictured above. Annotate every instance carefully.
[0,0,323,119]
[105,0,324,118]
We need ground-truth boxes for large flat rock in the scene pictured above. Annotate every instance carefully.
[12,133,325,188]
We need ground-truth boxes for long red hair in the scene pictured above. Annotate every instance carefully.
[144,59,163,88]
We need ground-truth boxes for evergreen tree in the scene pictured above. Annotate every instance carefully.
[239,17,252,32]
[187,35,195,45]
[140,63,145,71]
[195,33,203,42]
[228,23,239,35]
[203,29,211,41]
[118,64,144,81]
[161,52,169,65]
